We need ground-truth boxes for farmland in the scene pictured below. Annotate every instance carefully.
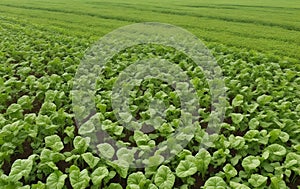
[0,0,300,188]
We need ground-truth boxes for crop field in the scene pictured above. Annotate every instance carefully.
[0,0,300,188]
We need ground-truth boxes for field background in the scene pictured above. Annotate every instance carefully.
[1,0,300,188]
[1,0,300,59]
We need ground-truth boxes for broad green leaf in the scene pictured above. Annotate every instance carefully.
[246,103,259,113]
[145,155,164,167]
[119,112,133,123]
[133,131,150,146]
[91,166,109,186]
[231,154,242,166]
[242,156,260,171]
[231,113,244,124]
[32,181,46,189]
[40,148,64,163]
[195,149,211,176]
[270,176,287,189]
[116,148,135,164]
[17,95,33,110]
[154,165,175,189]
[244,130,259,141]
[6,103,23,119]
[268,129,281,143]
[64,126,75,139]
[229,181,250,189]
[46,170,67,189]
[127,172,147,188]
[45,135,64,152]
[232,94,244,107]
[81,152,100,169]
[279,132,289,143]
[6,103,22,114]
[223,164,237,179]
[248,174,267,188]
[148,183,158,189]
[249,118,259,130]
[78,121,95,135]
[257,95,272,105]
[175,160,197,178]
[126,184,140,189]
[69,165,90,189]
[262,151,269,160]
[203,176,227,189]
[97,143,115,159]
[107,183,122,189]
[40,102,56,115]
[109,160,129,178]
[9,155,35,182]
[229,135,245,150]
[265,144,287,161]
[284,152,300,173]
[73,136,90,153]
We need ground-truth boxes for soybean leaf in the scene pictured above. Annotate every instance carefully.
[257,95,272,105]
[73,136,90,154]
[91,166,109,186]
[154,165,175,189]
[232,94,244,107]
[78,121,95,135]
[242,156,260,171]
[248,174,267,188]
[284,152,300,174]
[8,155,35,182]
[270,176,288,189]
[32,181,46,189]
[175,160,197,178]
[264,144,287,161]
[223,164,237,180]
[45,135,64,152]
[230,113,244,124]
[108,160,129,178]
[81,152,100,169]
[40,148,65,163]
[107,183,122,189]
[229,135,245,150]
[127,172,147,188]
[69,165,90,189]
[116,148,134,164]
[46,170,67,189]
[97,143,115,159]
[148,183,158,189]
[203,176,227,189]
[230,181,250,189]
[195,149,211,178]
[249,118,259,130]
[145,155,164,167]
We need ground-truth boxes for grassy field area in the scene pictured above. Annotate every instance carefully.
[1,0,300,59]
[0,0,300,188]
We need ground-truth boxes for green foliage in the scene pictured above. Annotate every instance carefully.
[242,156,260,171]
[154,165,175,189]
[0,8,299,188]
[81,152,100,169]
[8,155,35,182]
[203,176,227,189]
[46,171,67,189]
[45,135,64,152]
[176,160,197,178]
[97,143,115,160]
[91,166,109,186]
[69,165,90,189]
[248,174,268,188]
